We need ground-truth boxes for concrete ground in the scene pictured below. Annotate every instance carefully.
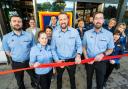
[0,57,128,89]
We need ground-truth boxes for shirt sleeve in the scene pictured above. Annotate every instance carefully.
[51,33,59,61]
[75,30,82,54]
[30,47,37,63]
[30,33,36,47]
[107,33,115,49]
[120,36,126,49]
[82,32,87,48]
[2,36,10,52]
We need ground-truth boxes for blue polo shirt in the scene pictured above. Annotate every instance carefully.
[111,42,124,64]
[2,31,35,62]
[30,43,53,75]
[51,26,82,61]
[82,28,114,58]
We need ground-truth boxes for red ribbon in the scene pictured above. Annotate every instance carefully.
[0,54,128,75]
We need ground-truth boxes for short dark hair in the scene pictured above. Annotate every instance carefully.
[93,12,104,19]
[58,12,68,18]
[10,15,22,21]
[114,30,121,35]
[45,26,53,32]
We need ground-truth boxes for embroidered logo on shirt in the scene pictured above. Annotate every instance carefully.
[90,36,93,38]
[23,40,30,42]
[11,39,14,42]
[69,37,75,39]
[100,39,107,41]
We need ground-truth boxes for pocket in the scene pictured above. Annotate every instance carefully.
[21,40,31,48]
[99,38,107,49]
[8,40,15,48]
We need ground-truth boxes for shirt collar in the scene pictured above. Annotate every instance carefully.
[92,27,104,33]
[59,27,71,33]
[11,30,25,36]
[37,43,47,50]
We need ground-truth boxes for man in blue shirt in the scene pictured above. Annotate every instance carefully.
[2,15,37,89]
[51,12,82,89]
[83,12,114,89]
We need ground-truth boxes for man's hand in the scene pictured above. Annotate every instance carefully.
[94,53,104,62]
[110,60,115,64]
[75,54,81,64]
[29,63,34,67]
[88,60,95,64]
[33,62,40,68]
[84,56,94,64]
[55,60,65,68]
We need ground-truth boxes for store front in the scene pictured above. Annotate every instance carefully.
[0,0,127,35]
[34,0,120,28]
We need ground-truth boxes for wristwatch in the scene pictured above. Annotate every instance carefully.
[103,52,106,56]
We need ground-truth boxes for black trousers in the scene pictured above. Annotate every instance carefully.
[104,61,120,84]
[85,61,106,89]
[56,58,76,89]
[36,70,53,89]
[11,60,37,89]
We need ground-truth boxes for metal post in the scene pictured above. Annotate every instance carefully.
[118,0,127,22]
[0,24,4,37]
[73,1,77,28]
[32,0,38,27]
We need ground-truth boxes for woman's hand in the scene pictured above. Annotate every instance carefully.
[110,60,115,64]
[33,62,41,68]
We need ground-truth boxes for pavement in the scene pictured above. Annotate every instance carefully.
[0,57,128,89]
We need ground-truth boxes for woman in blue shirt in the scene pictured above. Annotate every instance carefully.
[115,23,127,52]
[103,31,124,87]
[30,31,53,89]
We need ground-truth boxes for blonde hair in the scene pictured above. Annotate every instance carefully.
[115,23,126,31]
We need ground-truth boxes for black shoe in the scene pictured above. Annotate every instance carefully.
[103,82,107,87]
[31,83,37,88]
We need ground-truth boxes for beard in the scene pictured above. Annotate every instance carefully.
[12,25,22,31]
[94,22,102,29]
[60,23,68,29]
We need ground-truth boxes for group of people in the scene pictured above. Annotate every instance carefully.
[2,11,127,89]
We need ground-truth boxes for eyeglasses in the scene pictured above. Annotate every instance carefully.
[94,17,104,20]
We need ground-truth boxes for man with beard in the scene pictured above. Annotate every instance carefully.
[85,16,94,31]
[51,12,82,89]
[2,15,37,89]
[82,12,114,89]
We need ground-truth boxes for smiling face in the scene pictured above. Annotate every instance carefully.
[29,19,36,28]
[38,33,48,46]
[93,13,104,29]
[78,20,84,28]
[108,19,117,28]
[51,16,57,26]
[58,14,68,29]
[10,16,22,31]
[114,34,120,42]
[118,25,126,33]
[45,28,52,37]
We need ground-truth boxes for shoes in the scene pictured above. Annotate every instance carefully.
[103,82,107,87]
[31,83,37,89]
[103,86,106,89]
